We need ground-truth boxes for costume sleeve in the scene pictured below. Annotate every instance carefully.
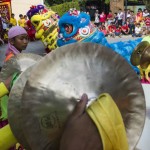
[0,82,9,98]
[0,72,19,120]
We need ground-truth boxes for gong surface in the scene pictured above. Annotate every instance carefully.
[140,45,150,69]
[0,53,42,81]
[8,66,34,150]
[21,43,146,150]
[130,41,149,66]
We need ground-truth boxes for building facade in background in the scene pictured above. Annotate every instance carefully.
[11,0,43,20]
[110,0,145,13]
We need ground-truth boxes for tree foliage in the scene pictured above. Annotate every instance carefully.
[47,1,80,16]
[45,0,78,6]
[143,0,150,10]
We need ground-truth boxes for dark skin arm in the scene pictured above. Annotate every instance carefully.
[59,94,103,150]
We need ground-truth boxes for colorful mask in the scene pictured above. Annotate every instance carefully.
[57,9,108,47]
[27,5,59,52]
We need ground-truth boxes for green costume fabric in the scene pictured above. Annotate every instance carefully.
[142,36,150,43]
[0,72,19,120]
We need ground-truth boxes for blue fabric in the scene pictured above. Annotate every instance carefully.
[57,11,143,74]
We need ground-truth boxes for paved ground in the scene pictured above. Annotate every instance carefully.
[0,36,141,67]
[107,34,140,43]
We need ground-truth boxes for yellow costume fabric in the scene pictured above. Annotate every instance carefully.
[0,82,9,98]
[87,93,128,150]
[0,125,17,150]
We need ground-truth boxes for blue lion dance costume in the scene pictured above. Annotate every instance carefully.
[57,9,142,74]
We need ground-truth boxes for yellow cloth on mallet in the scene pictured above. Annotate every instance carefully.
[87,93,128,150]
[0,125,17,150]
[0,82,9,98]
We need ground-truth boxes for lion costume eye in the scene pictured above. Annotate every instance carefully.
[79,26,90,37]
[33,21,40,26]
[42,19,51,27]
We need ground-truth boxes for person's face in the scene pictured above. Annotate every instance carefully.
[145,10,148,13]
[10,34,29,52]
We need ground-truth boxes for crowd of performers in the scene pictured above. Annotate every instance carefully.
[92,8,150,38]
[0,5,150,150]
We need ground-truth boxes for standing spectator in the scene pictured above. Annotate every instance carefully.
[143,9,149,18]
[94,10,100,27]
[107,10,113,25]
[127,9,131,18]
[1,13,9,30]
[113,13,118,26]
[24,15,28,21]
[10,13,17,26]
[117,9,124,26]
[99,11,106,25]
[132,23,142,37]
[144,15,150,34]
[136,8,143,23]
[1,13,9,41]
[18,14,26,28]
[145,15,150,30]
[129,11,136,34]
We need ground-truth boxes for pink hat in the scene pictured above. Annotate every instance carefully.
[8,26,27,39]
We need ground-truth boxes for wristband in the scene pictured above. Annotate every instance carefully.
[87,93,128,150]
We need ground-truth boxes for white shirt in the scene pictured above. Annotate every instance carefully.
[135,27,141,34]
[143,12,150,17]
[117,12,123,20]
[95,13,99,23]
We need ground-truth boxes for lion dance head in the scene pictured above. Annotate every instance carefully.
[27,5,59,52]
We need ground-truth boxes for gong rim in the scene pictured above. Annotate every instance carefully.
[130,41,149,66]
[140,45,150,69]
[8,66,34,150]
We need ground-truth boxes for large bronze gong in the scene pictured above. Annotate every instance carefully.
[19,43,145,150]
[0,53,42,81]
[5,53,42,150]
